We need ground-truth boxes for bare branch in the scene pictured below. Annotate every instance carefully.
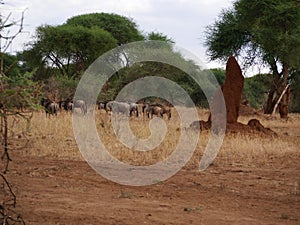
[0,173,16,207]
[2,10,26,52]
[1,12,12,27]
[272,84,291,116]
[0,174,25,224]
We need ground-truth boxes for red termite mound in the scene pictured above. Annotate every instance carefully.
[222,56,244,123]
[191,56,276,136]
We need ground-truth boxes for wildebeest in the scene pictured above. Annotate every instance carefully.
[105,101,114,113]
[59,99,73,112]
[129,103,139,117]
[105,101,139,118]
[143,103,171,120]
[97,101,108,112]
[73,100,87,115]
[161,106,171,120]
[107,101,130,116]
[41,98,59,118]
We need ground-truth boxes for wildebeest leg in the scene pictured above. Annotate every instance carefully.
[55,105,58,117]
[136,109,139,117]
[108,112,112,122]
[84,103,87,114]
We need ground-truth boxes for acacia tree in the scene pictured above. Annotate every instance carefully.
[25,24,118,77]
[23,13,145,79]
[204,0,300,118]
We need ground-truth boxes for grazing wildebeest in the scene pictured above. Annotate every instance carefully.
[129,103,139,117]
[97,101,108,112]
[102,101,125,123]
[148,106,163,118]
[108,101,130,116]
[105,101,114,113]
[41,98,59,118]
[65,101,73,111]
[143,103,171,120]
[161,106,171,120]
[105,101,140,118]
[58,100,64,111]
[59,99,73,112]
[73,100,87,115]
[142,102,154,116]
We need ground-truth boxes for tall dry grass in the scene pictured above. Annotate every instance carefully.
[8,108,300,169]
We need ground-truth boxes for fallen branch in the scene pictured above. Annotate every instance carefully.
[271,84,291,116]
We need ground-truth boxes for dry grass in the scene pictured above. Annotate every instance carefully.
[12,111,81,160]
[8,108,300,169]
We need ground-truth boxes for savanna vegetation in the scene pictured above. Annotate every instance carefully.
[5,7,298,112]
[6,108,300,224]
[1,0,300,224]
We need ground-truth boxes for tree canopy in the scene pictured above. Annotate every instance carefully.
[205,0,300,67]
[26,23,118,77]
[23,13,146,78]
[65,13,144,45]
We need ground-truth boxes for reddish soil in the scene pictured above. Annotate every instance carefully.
[8,153,300,225]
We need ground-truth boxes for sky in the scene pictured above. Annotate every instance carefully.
[1,0,235,70]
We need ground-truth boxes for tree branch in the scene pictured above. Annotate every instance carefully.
[272,84,291,116]
[2,10,26,53]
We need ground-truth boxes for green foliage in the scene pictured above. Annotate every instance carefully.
[17,46,47,80]
[55,75,79,99]
[203,68,274,109]
[205,0,300,115]
[66,13,144,45]
[146,31,174,43]
[102,61,223,107]
[243,74,271,109]
[205,9,250,61]
[0,71,42,114]
[23,12,147,79]
[205,0,300,68]
[42,75,79,101]
[235,0,300,68]
[22,12,184,103]
[209,68,226,85]
[2,53,20,77]
[31,24,118,76]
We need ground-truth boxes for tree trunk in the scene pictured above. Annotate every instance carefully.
[279,63,289,118]
[264,59,281,114]
[264,86,277,114]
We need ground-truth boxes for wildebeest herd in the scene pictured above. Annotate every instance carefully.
[40,98,172,120]
[98,100,171,119]
[40,98,87,117]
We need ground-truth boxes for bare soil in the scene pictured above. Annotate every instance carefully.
[8,152,300,225]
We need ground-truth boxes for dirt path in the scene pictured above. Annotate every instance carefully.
[7,153,300,225]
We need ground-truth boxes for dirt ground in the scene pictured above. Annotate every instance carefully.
[7,151,300,225]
